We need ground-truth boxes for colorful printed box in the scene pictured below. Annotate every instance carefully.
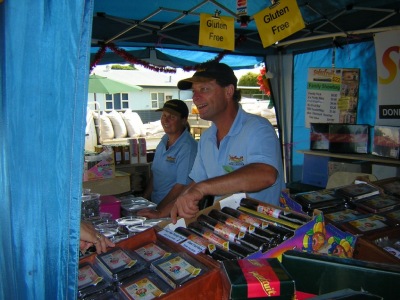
[222,258,295,299]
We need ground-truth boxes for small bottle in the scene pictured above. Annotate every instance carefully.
[187,221,253,258]
[208,209,281,244]
[221,206,294,240]
[197,214,271,252]
[174,227,238,261]
[240,198,309,225]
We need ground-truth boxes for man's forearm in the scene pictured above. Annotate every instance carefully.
[197,163,277,197]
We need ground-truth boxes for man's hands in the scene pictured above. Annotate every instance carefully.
[170,184,205,224]
[80,221,115,254]
[136,208,162,219]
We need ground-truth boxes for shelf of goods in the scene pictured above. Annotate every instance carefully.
[298,150,400,166]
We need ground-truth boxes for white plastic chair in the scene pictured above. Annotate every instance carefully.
[326,171,378,189]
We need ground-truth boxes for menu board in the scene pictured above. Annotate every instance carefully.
[305,68,360,128]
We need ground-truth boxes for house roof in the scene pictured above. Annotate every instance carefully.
[91,65,194,87]
[91,64,258,88]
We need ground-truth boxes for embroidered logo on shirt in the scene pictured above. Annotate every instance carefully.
[166,156,176,163]
[228,155,244,166]
[223,165,234,173]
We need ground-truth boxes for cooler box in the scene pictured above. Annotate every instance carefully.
[281,249,400,300]
[99,195,121,219]
[328,160,371,177]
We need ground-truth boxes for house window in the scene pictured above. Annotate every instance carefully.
[105,93,129,110]
[151,92,165,109]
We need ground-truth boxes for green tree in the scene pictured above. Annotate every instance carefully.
[238,72,258,86]
[111,64,137,70]
[238,72,266,100]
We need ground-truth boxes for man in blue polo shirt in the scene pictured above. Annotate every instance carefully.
[170,62,285,222]
[137,99,198,219]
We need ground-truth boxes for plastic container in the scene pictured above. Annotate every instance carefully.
[81,193,101,219]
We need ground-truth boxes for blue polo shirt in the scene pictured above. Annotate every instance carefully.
[189,105,285,206]
[151,130,198,205]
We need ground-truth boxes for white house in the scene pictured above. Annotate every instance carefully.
[88,65,194,123]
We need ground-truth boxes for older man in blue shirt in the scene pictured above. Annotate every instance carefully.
[170,62,285,222]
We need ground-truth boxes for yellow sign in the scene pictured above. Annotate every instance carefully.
[254,0,305,48]
[198,13,235,51]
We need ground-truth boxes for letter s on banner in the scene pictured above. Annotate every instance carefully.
[374,29,400,126]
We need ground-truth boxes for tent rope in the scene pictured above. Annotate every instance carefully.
[89,36,248,73]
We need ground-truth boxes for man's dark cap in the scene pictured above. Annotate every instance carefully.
[178,62,237,90]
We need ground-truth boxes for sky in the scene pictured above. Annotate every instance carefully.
[131,64,261,81]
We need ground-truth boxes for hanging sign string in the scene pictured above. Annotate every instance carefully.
[89,38,247,73]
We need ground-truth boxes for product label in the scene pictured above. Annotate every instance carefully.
[181,239,206,255]
[158,256,200,280]
[238,260,281,297]
[384,246,400,258]
[123,277,165,299]
[226,217,248,232]
[203,231,229,250]
[78,265,103,289]
[214,223,239,242]
[158,229,186,244]
[135,243,166,262]
[101,249,136,270]
[257,205,281,218]
[238,214,261,227]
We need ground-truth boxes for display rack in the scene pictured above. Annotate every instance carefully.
[298,150,400,166]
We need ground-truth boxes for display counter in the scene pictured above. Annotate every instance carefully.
[79,192,400,299]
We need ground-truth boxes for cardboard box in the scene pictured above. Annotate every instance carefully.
[162,194,356,263]
[83,146,115,181]
[328,160,371,177]
[112,145,123,165]
[128,138,139,164]
[251,214,357,262]
[281,249,400,300]
[116,163,152,194]
[372,164,400,180]
[82,171,130,195]
[138,137,147,163]
[310,123,330,150]
[222,258,295,299]
[79,227,224,300]
[354,229,400,265]
[328,124,370,154]
[301,154,330,188]
[373,125,400,159]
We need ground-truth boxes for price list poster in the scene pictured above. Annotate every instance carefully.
[305,68,360,128]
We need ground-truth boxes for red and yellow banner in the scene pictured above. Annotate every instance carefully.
[374,29,400,126]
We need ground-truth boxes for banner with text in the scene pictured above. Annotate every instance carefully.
[199,13,235,51]
[305,68,360,128]
[374,30,400,126]
[253,0,305,48]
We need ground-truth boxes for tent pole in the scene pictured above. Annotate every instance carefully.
[277,25,400,47]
